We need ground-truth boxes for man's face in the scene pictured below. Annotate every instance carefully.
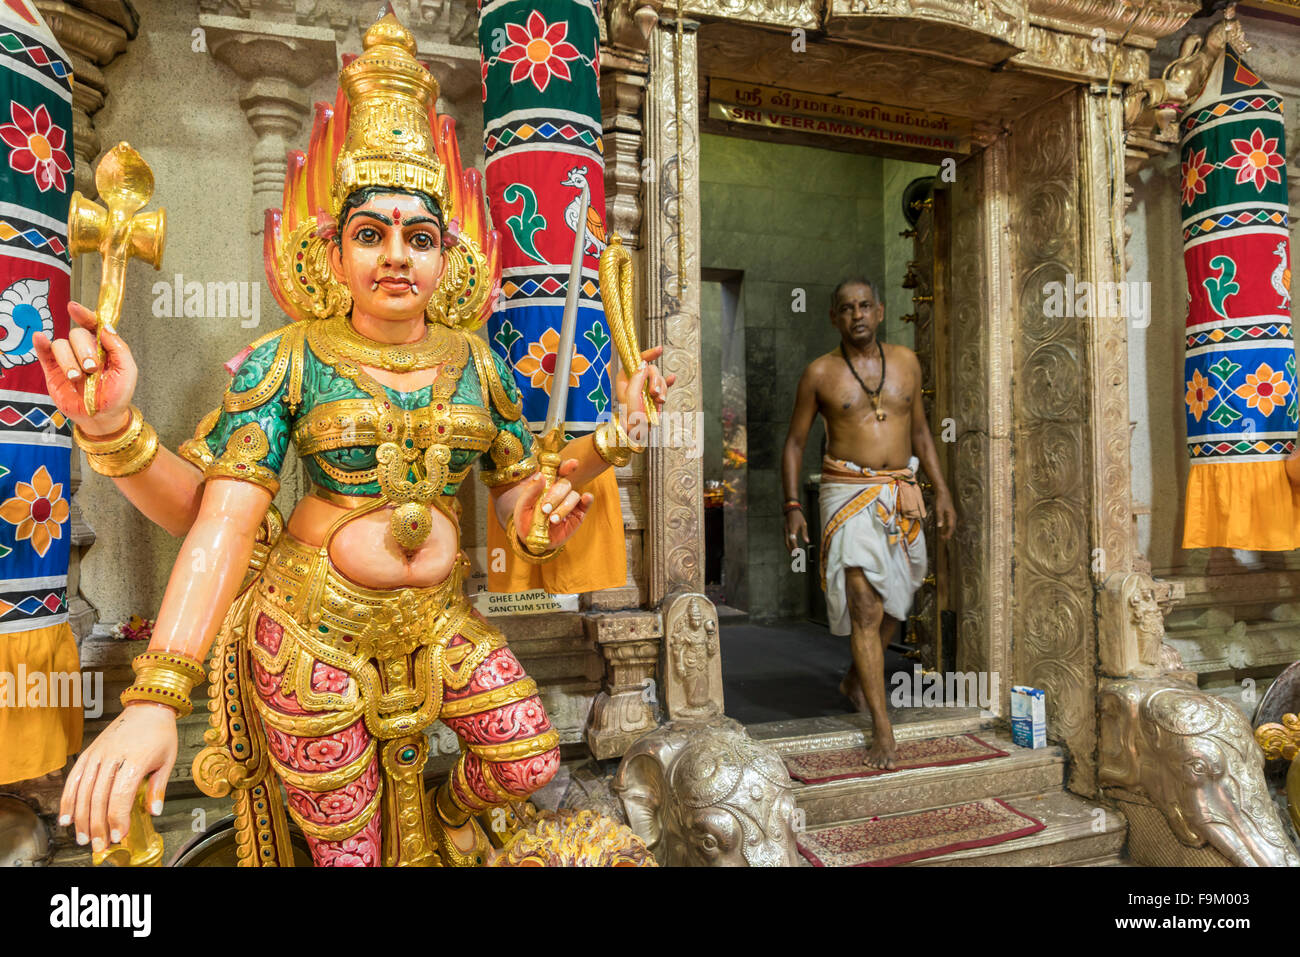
[830,283,883,346]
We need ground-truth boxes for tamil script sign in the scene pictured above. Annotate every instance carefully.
[708,79,971,154]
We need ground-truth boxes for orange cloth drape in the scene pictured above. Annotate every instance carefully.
[487,468,627,594]
[1183,460,1300,550]
[0,622,83,785]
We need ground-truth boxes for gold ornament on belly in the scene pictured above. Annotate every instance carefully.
[376,440,451,550]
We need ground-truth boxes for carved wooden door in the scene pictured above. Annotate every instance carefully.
[903,186,955,675]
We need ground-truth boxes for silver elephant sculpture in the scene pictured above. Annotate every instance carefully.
[1100,678,1299,866]
[612,716,801,866]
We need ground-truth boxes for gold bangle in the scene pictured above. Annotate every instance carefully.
[592,420,632,468]
[435,778,473,828]
[90,425,158,477]
[120,651,206,718]
[504,515,563,564]
[74,405,141,454]
[616,415,646,454]
[77,407,159,477]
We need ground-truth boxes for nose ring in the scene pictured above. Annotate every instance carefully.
[378,253,389,267]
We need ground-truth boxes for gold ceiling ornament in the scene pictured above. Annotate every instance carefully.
[264,11,501,332]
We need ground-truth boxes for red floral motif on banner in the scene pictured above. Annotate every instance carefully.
[1224,127,1285,192]
[499,10,581,93]
[1181,146,1214,207]
[0,101,71,193]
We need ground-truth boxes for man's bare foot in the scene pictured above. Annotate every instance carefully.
[839,674,869,713]
[863,728,898,770]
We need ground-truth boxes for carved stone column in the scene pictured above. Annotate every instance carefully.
[643,18,703,605]
[599,52,649,248]
[199,15,337,234]
[585,611,662,759]
[34,0,133,196]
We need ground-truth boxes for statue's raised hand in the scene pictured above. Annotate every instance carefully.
[614,345,675,423]
[32,301,136,436]
[59,701,177,853]
[513,458,593,550]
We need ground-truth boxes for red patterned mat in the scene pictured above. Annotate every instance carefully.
[798,798,1046,867]
[783,734,1009,784]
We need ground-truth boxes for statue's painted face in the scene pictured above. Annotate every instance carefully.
[830,281,883,346]
[329,191,446,324]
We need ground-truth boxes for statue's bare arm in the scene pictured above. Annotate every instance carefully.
[59,477,271,851]
[34,300,207,537]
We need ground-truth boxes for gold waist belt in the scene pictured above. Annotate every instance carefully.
[258,532,471,662]
[249,534,505,741]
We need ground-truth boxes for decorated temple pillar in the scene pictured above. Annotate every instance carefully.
[34,0,137,640]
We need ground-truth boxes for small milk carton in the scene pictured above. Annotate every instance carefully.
[1011,685,1047,749]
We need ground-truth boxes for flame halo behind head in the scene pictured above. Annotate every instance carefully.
[263,12,500,330]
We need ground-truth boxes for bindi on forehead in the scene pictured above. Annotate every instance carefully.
[393,208,401,222]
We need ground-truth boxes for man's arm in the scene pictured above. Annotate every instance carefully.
[908,352,956,540]
[781,363,820,549]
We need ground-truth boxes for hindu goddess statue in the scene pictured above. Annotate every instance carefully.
[36,13,668,867]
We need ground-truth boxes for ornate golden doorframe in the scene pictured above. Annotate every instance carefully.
[600,1,1196,783]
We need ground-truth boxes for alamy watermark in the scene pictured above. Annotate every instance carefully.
[0,666,102,718]
[1043,273,1151,327]
[611,402,703,460]
[890,665,998,710]
[152,274,261,328]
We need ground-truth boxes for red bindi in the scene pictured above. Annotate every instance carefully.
[392,208,401,222]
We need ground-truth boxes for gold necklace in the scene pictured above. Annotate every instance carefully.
[322,315,454,372]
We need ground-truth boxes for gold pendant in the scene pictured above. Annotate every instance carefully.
[391,502,432,549]
[875,410,887,421]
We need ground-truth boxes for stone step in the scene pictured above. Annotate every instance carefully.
[791,729,1065,825]
[748,706,994,756]
[907,790,1127,867]
[801,789,1125,867]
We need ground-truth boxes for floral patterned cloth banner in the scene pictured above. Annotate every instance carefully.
[0,0,80,786]
[0,0,72,628]
[480,0,611,434]
[1180,44,1297,550]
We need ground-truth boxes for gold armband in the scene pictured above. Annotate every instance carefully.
[74,406,160,477]
[593,418,640,468]
[120,650,206,718]
[504,515,564,564]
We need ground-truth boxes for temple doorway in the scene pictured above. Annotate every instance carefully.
[696,127,951,720]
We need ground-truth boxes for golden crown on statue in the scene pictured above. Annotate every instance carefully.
[263,10,500,331]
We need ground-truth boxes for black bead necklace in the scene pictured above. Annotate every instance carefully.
[841,339,887,421]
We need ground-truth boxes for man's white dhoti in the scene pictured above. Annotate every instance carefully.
[819,455,928,635]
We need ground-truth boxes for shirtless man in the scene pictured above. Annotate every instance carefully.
[782,278,955,768]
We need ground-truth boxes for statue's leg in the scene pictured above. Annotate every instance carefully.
[438,647,561,816]
[249,617,381,867]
